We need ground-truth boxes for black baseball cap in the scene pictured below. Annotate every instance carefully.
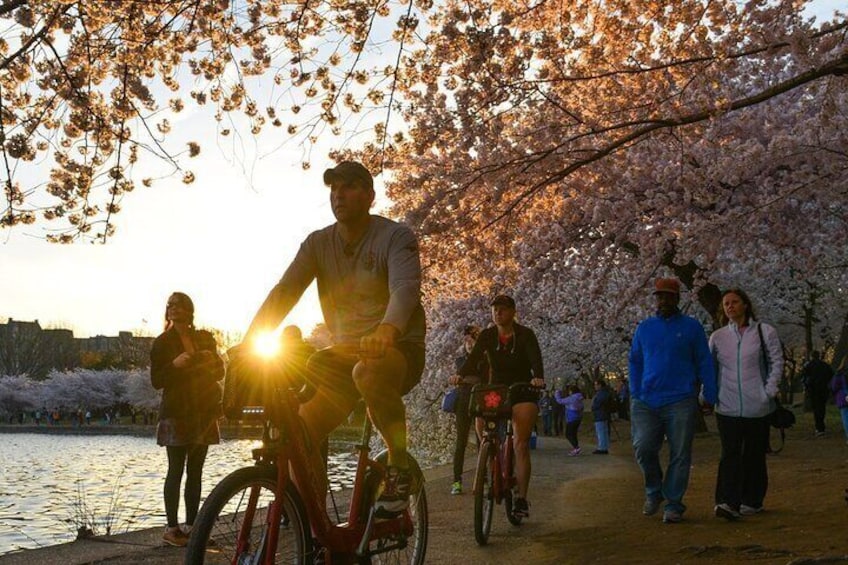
[490,294,516,308]
[323,161,374,192]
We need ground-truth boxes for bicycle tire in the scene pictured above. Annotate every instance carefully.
[184,465,312,565]
[368,453,428,565]
[473,442,495,546]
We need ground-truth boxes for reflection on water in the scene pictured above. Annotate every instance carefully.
[0,433,356,555]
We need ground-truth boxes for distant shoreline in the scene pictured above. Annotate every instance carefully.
[0,422,362,442]
[0,423,264,440]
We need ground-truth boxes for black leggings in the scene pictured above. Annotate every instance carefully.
[164,444,209,528]
[565,420,581,449]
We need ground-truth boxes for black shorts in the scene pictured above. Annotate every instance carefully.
[507,383,541,407]
[306,342,425,397]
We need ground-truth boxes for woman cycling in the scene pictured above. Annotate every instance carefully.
[452,294,545,519]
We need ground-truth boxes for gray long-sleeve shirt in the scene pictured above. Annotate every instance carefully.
[249,215,425,345]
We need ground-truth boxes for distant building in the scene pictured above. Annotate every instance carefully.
[0,318,153,378]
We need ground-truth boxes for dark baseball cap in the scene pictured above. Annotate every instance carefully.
[490,294,516,308]
[323,161,374,192]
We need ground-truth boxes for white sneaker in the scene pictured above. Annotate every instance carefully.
[739,504,763,515]
[714,503,741,521]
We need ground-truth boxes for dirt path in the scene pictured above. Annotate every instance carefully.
[4,410,848,564]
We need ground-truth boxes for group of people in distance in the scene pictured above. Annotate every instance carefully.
[146,158,799,549]
[447,277,790,526]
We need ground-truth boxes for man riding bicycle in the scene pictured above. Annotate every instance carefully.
[451,294,544,518]
[243,161,426,516]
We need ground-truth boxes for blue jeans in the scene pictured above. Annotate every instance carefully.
[840,407,848,440]
[594,421,609,451]
[631,397,697,514]
[542,412,553,435]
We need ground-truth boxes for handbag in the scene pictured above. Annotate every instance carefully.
[441,387,461,414]
[757,324,794,452]
[769,400,796,429]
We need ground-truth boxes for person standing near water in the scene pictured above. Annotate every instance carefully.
[150,292,224,547]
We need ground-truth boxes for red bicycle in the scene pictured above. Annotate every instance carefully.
[470,383,537,545]
[185,347,428,564]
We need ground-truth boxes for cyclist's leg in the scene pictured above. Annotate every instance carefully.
[511,401,539,499]
[354,341,424,469]
[297,347,360,502]
[352,346,410,467]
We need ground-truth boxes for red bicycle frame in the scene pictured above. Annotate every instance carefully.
[238,387,414,564]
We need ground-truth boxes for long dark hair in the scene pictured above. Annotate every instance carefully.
[717,288,757,326]
[164,292,195,331]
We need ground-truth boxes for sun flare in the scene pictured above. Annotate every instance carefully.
[252,331,281,359]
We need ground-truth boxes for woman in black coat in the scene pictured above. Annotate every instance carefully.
[150,292,224,546]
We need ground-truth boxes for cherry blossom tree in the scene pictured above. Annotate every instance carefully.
[1,0,416,241]
[376,0,847,377]
[3,1,847,455]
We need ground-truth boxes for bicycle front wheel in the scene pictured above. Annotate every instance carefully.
[185,465,312,565]
[473,442,495,545]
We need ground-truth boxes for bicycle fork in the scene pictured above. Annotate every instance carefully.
[474,441,503,501]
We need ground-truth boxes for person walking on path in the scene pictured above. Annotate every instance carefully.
[448,324,485,495]
[591,379,612,454]
[709,288,783,521]
[150,292,224,547]
[616,379,630,421]
[829,360,848,443]
[802,351,834,436]
[555,384,585,455]
[539,390,554,436]
[628,278,716,524]
[552,398,565,436]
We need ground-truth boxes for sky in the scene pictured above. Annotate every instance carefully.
[0,0,843,339]
[0,103,393,338]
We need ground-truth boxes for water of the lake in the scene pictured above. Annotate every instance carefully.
[0,433,359,556]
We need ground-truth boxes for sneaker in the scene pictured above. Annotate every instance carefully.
[162,527,189,547]
[714,503,741,521]
[450,481,462,495]
[512,497,530,519]
[374,466,412,518]
[592,449,609,454]
[815,430,826,437]
[739,504,763,515]
[642,497,662,516]
[568,447,581,456]
[662,509,682,524]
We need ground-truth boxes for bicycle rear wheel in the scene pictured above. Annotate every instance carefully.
[369,486,427,565]
[368,453,428,565]
[473,442,495,545]
[504,444,523,526]
[504,486,522,525]
[184,465,312,565]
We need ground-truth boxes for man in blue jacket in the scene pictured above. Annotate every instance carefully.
[629,278,717,524]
